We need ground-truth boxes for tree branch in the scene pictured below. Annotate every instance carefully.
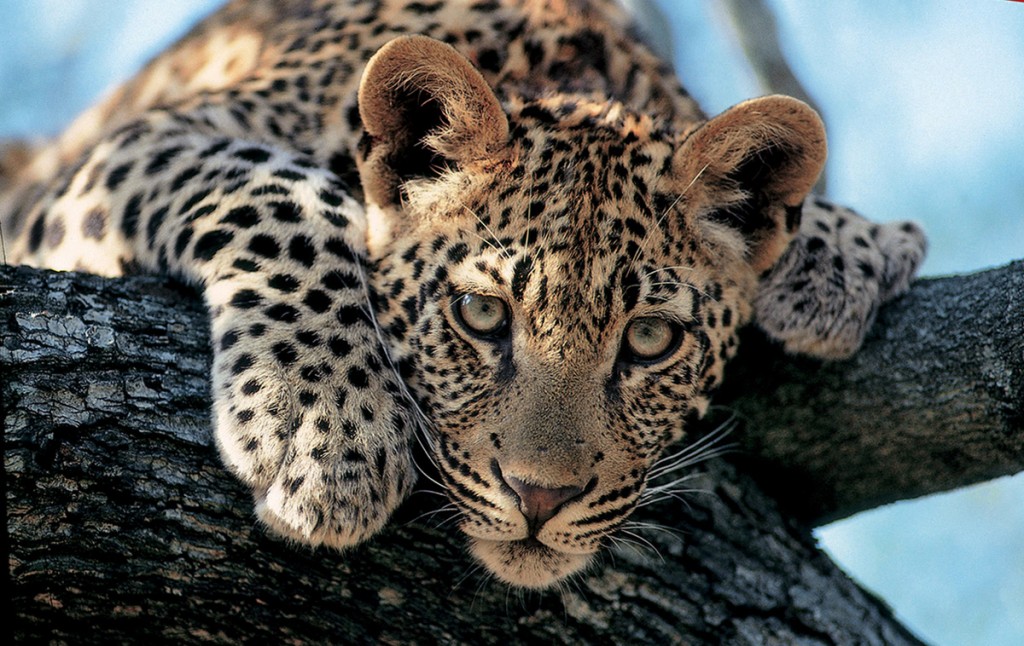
[1,263,929,643]
[720,261,1024,524]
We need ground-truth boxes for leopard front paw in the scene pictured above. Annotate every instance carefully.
[755,200,927,360]
[873,219,927,302]
[209,309,417,549]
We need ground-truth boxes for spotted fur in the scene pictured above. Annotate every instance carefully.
[0,0,924,589]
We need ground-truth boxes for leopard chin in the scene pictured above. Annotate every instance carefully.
[468,537,595,589]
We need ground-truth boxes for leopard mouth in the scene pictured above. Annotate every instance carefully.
[467,535,595,589]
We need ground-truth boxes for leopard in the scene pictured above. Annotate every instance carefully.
[0,0,926,589]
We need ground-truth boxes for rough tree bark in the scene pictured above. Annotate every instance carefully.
[3,261,1021,644]
[721,260,1024,524]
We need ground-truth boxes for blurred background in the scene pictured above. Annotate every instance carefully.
[1,1,1021,643]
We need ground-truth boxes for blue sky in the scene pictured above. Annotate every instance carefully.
[2,2,1022,644]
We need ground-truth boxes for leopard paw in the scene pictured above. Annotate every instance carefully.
[208,298,416,548]
[754,199,927,359]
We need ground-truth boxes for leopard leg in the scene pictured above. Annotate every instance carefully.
[7,108,417,548]
[754,197,927,359]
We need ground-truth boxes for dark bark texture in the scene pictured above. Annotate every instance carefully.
[4,261,1020,643]
[721,261,1024,524]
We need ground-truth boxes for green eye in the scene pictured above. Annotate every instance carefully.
[623,317,680,363]
[454,294,510,338]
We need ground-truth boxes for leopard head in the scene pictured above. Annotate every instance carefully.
[357,36,825,588]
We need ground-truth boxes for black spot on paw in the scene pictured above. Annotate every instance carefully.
[220,330,240,350]
[272,342,298,366]
[241,379,262,395]
[230,289,263,309]
[44,219,65,249]
[265,303,301,323]
[336,305,368,325]
[268,273,300,293]
[121,192,144,238]
[295,330,322,347]
[105,161,134,191]
[329,336,352,357]
[303,289,332,313]
[193,229,234,261]
[289,235,317,267]
[287,476,305,495]
[173,227,194,257]
[145,205,168,247]
[220,205,262,228]
[26,214,46,253]
[315,416,331,433]
[231,354,255,375]
[82,207,108,241]
[347,366,369,388]
[272,201,303,222]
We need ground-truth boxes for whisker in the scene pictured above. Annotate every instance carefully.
[461,203,509,257]
[451,560,488,598]
[642,279,716,304]
[406,502,460,526]
[651,415,736,464]
[654,280,715,297]
[643,472,701,493]
[606,533,652,560]
[410,442,446,489]
[638,265,696,280]
[604,534,637,558]
[409,487,449,499]
[636,486,713,509]
[647,422,736,481]
[351,254,448,521]
[628,163,709,273]
[466,228,504,257]
[616,529,665,562]
[646,443,736,481]
[621,519,683,539]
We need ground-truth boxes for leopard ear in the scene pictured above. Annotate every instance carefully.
[676,96,827,273]
[357,35,509,207]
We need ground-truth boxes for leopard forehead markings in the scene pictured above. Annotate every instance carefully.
[0,0,924,589]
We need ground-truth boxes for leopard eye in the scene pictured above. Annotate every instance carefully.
[622,317,680,364]
[454,294,510,338]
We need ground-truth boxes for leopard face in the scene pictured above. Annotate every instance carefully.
[360,37,825,587]
[373,124,739,587]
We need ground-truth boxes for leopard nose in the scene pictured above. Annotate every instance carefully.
[504,475,584,533]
